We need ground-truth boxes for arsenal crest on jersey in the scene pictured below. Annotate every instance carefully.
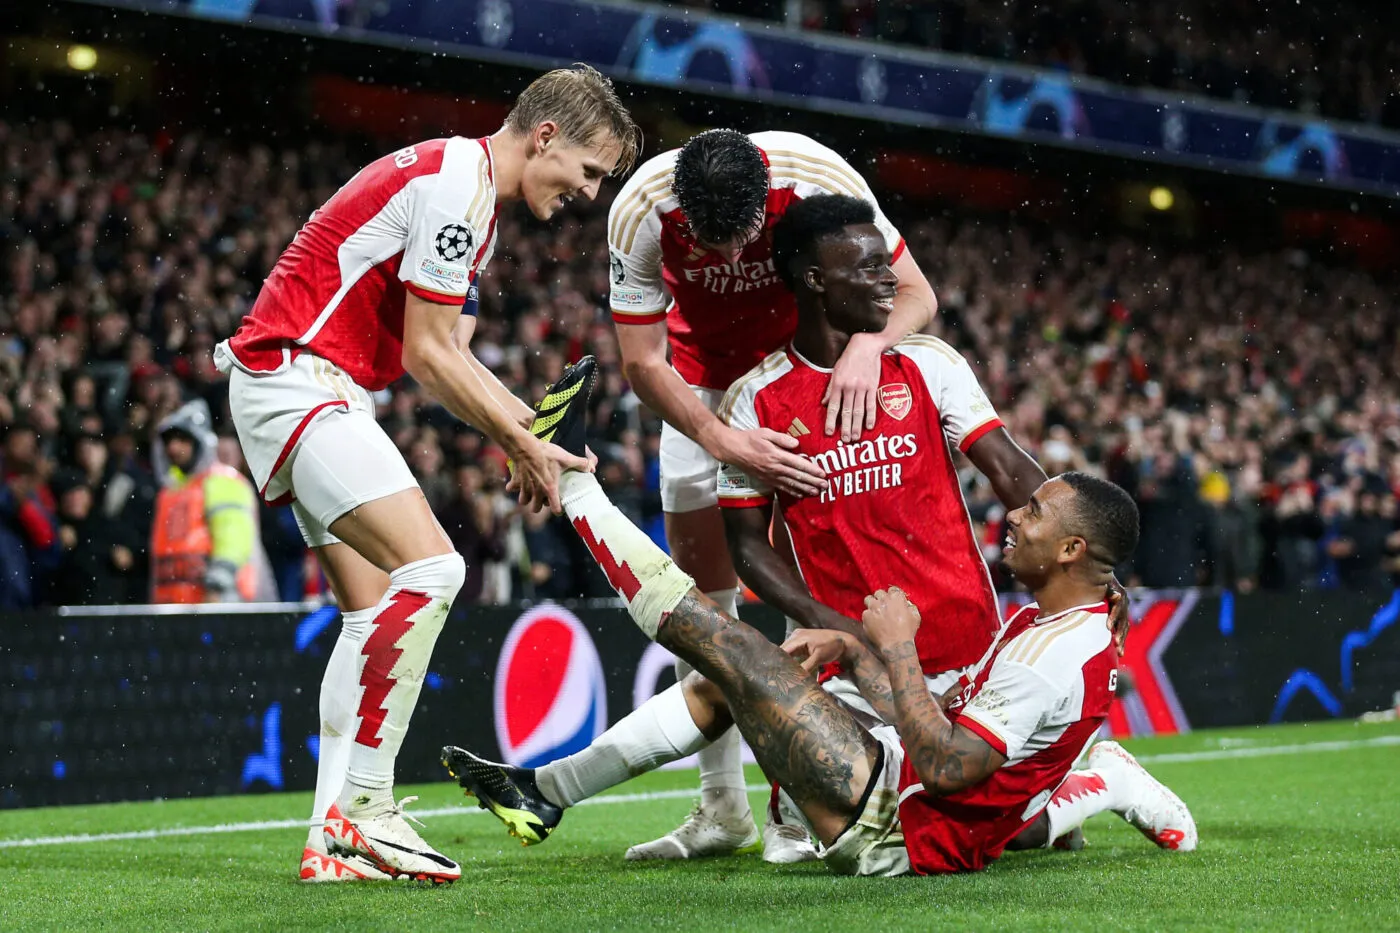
[879,383,913,420]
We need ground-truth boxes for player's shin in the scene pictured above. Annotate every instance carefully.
[342,553,466,801]
[535,683,709,808]
[308,606,374,844]
[560,471,695,638]
[684,589,749,819]
[1041,769,1123,847]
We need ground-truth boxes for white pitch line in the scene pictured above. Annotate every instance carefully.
[0,783,769,850]
[1133,733,1400,764]
[3,734,1397,850]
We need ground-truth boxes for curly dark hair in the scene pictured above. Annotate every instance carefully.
[770,193,876,292]
[672,129,768,246]
[1057,471,1141,569]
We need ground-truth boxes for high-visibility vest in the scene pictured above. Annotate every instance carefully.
[151,464,259,604]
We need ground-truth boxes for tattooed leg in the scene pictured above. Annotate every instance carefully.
[659,593,879,847]
[555,473,877,844]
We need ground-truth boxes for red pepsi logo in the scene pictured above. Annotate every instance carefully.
[493,606,608,767]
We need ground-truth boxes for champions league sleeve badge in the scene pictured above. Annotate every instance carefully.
[433,222,475,264]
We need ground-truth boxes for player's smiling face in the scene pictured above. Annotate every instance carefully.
[815,223,898,336]
[523,125,622,220]
[1003,479,1075,584]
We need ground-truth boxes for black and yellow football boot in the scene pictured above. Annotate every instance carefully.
[528,355,597,459]
[442,746,563,846]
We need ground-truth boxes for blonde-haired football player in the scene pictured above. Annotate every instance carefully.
[215,65,638,884]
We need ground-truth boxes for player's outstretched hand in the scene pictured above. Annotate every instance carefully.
[724,427,826,498]
[823,332,884,442]
[862,587,922,654]
[781,628,850,673]
[506,437,593,514]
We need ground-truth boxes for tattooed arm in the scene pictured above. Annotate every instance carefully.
[782,628,972,727]
[862,589,1007,796]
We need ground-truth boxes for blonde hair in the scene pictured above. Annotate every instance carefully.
[505,64,641,175]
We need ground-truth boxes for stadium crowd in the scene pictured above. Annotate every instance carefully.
[1,119,1398,607]
[688,0,1400,128]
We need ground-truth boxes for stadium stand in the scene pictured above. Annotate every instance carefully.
[1,118,1397,606]
[692,0,1400,127]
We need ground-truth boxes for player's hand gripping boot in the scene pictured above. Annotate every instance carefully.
[443,746,563,845]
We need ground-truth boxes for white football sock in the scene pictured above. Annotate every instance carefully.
[307,606,374,844]
[560,471,694,638]
[1042,769,1124,846]
[342,553,465,802]
[535,683,708,808]
[690,587,748,817]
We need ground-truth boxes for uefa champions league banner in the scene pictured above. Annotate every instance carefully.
[80,0,1400,197]
[2,589,1398,808]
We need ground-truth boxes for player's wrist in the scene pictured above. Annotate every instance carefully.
[500,425,539,460]
[698,421,737,463]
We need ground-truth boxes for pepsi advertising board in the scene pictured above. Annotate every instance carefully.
[3,589,1398,809]
[76,0,1400,197]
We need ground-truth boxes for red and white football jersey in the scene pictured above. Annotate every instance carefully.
[607,131,906,391]
[224,137,499,391]
[717,336,1003,676]
[898,601,1119,875]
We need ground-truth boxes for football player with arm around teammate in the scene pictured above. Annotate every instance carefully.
[606,129,937,860]
[215,66,639,884]
[715,194,1129,854]
[443,368,1196,872]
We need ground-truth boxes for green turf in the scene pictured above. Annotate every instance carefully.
[3,720,1398,932]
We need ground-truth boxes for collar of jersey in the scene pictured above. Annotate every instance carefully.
[788,343,833,374]
[1031,600,1109,625]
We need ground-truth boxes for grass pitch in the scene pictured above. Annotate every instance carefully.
[2,720,1398,932]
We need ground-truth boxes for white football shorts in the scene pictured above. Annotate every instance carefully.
[215,343,417,547]
[659,381,725,513]
[780,667,967,877]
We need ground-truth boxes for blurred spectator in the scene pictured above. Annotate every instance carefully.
[438,464,508,605]
[150,400,275,603]
[50,467,143,604]
[1,117,1397,605]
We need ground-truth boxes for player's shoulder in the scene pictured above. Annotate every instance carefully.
[894,334,963,361]
[756,131,867,197]
[998,603,1113,682]
[717,348,794,422]
[891,335,969,380]
[750,130,842,162]
[385,137,483,174]
[608,149,677,252]
[609,149,679,218]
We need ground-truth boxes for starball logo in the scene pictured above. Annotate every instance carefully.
[807,433,919,503]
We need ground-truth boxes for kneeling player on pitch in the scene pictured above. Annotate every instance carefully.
[443,365,1195,874]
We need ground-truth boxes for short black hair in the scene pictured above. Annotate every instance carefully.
[770,193,876,291]
[673,129,768,246]
[1057,471,1140,568]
